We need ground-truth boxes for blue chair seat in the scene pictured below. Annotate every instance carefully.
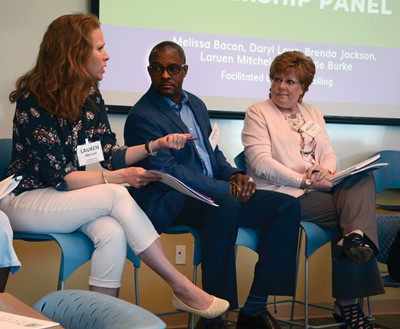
[13,232,94,290]
[235,227,260,251]
[370,150,400,210]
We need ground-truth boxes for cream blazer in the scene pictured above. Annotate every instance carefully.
[242,99,337,198]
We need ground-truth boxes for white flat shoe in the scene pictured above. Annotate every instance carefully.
[172,294,229,319]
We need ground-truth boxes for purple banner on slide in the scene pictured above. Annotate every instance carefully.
[101,25,400,108]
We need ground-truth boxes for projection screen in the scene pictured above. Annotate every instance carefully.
[92,0,400,125]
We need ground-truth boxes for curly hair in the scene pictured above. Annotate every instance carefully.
[269,51,315,95]
[9,14,100,122]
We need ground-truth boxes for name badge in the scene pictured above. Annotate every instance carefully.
[209,123,221,151]
[77,140,104,167]
[300,120,322,137]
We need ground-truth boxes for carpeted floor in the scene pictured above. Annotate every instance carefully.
[224,314,400,329]
[304,314,400,329]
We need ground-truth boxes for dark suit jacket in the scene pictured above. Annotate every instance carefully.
[124,86,240,232]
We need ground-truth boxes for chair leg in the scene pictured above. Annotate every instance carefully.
[289,230,304,328]
[58,279,64,291]
[362,296,374,322]
[134,266,140,305]
[367,296,372,316]
[187,264,198,329]
[304,256,310,329]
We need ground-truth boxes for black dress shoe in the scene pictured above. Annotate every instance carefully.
[237,310,281,329]
[195,318,230,329]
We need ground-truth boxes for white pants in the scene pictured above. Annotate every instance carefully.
[0,210,21,274]
[0,184,159,288]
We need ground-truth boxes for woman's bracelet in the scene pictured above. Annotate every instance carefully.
[145,140,158,156]
[102,169,109,184]
[230,182,239,199]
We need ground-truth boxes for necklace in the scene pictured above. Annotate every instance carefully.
[282,110,306,157]
[285,113,300,126]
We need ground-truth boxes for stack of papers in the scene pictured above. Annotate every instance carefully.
[148,170,218,207]
[330,154,388,186]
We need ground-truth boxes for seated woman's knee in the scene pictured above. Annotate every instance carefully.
[104,183,130,196]
[85,217,127,250]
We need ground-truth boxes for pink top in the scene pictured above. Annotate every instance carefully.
[242,99,337,198]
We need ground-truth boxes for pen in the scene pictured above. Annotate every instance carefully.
[187,137,199,141]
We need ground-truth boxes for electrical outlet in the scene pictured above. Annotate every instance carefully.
[175,245,186,265]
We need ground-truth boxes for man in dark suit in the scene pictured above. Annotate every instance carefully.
[124,41,301,329]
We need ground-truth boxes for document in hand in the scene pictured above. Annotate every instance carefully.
[329,154,388,186]
[0,175,22,200]
[147,170,219,207]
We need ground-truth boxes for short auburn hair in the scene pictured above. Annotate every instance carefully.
[269,51,315,95]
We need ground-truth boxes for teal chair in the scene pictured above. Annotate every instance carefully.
[235,226,260,251]
[370,150,400,210]
[233,222,338,328]
[1,138,141,299]
[292,222,339,328]
[375,214,400,288]
[14,228,140,301]
[364,214,400,315]
[34,289,165,329]
[233,151,345,328]
[364,150,400,314]
[13,231,94,290]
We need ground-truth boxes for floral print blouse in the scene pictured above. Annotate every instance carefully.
[7,89,127,194]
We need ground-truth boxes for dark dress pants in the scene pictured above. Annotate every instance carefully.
[173,189,301,309]
[299,172,384,299]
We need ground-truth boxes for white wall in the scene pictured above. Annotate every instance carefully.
[111,114,400,169]
[0,0,89,138]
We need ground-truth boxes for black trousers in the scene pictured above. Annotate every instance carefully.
[172,189,301,309]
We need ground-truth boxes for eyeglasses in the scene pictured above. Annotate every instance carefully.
[271,77,301,86]
[148,64,186,76]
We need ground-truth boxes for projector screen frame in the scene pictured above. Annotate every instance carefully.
[90,0,400,126]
